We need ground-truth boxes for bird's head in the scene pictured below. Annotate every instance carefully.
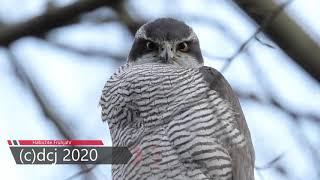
[127,18,203,68]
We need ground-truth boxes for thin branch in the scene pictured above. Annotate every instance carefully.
[237,89,320,176]
[6,49,97,180]
[236,91,320,123]
[220,0,292,72]
[66,165,98,180]
[237,21,320,176]
[7,50,73,138]
[233,0,320,82]
[255,152,285,170]
[254,35,276,48]
[46,39,126,62]
[109,0,144,35]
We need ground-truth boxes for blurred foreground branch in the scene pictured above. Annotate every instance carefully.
[7,49,96,180]
[233,0,320,82]
[0,0,120,46]
[236,91,320,123]
[8,51,73,139]
[46,39,126,62]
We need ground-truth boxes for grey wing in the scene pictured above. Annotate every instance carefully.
[200,66,255,180]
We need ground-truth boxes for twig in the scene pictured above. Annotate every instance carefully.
[6,49,97,180]
[46,39,126,62]
[220,0,293,72]
[236,91,320,123]
[255,152,285,170]
[7,50,73,138]
[233,0,320,82]
[254,35,276,48]
[66,165,99,180]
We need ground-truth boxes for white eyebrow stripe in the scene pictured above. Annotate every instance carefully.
[135,22,151,39]
[135,24,198,42]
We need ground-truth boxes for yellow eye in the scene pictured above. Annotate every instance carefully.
[146,41,156,50]
[177,42,189,52]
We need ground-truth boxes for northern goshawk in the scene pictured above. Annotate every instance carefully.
[100,18,255,180]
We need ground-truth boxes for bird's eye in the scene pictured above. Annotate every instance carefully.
[177,42,189,52]
[146,41,156,51]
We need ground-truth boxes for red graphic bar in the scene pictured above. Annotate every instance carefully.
[7,140,12,145]
[17,140,104,146]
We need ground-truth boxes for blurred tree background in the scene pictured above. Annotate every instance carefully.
[0,0,319,180]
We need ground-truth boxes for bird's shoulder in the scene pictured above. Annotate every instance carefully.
[199,66,255,180]
[199,66,234,102]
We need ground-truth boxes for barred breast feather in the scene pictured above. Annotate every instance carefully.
[100,63,254,180]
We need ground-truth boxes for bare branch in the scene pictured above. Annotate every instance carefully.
[220,1,292,72]
[46,39,126,63]
[236,91,320,123]
[109,1,144,35]
[66,165,98,180]
[0,0,121,46]
[255,152,285,170]
[7,51,73,138]
[6,49,97,180]
[254,35,276,48]
[233,0,320,82]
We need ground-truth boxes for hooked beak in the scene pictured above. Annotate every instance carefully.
[159,42,174,63]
